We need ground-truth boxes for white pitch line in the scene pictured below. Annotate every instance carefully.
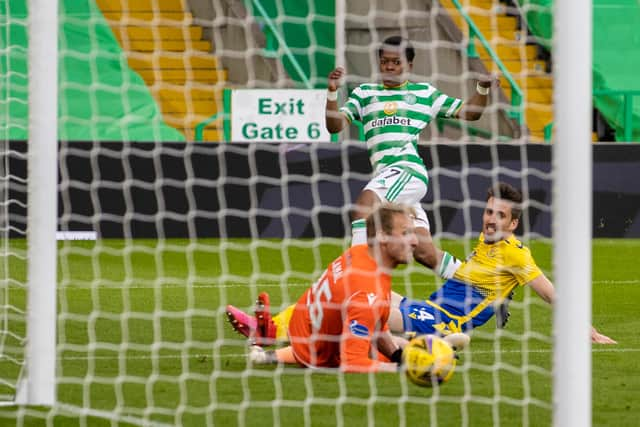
[592,279,640,285]
[55,346,640,362]
[56,283,313,290]
[48,278,640,291]
[58,353,245,361]
[470,347,640,355]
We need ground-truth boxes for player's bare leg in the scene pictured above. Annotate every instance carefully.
[413,227,460,279]
[350,190,380,246]
[387,293,406,334]
[412,227,439,269]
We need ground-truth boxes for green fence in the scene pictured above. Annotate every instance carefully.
[450,0,524,125]
[545,89,640,143]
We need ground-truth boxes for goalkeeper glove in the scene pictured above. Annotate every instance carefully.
[390,348,403,365]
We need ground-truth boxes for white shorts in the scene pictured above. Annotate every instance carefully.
[363,166,430,231]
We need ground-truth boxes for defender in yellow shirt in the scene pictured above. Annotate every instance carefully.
[397,230,542,335]
[391,182,613,342]
[397,183,542,335]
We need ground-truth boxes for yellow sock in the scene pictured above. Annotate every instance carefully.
[273,304,295,341]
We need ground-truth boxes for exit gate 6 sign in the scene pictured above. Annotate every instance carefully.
[231,89,331,142]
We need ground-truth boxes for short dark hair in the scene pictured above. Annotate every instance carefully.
[487,182,523,220]
[366,203,414,242]
[378,36,415,62]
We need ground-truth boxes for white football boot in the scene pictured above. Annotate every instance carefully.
[443,333,471,352]
[249,345,268,364]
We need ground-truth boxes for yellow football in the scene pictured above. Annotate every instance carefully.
[402,334,457,387]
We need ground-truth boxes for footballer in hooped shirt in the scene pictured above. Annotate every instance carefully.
[325,35,496,283]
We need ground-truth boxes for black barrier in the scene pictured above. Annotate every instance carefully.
[4,142,640,238]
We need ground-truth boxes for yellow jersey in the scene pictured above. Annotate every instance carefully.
[453,233,542,300]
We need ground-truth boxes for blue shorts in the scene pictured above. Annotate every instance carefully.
[399,279,495,334]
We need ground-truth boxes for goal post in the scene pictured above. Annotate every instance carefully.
[552,0,592,426]
[24,0,58,405]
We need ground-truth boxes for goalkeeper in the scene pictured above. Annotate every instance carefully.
[247,203,418,372]
[325,35,495,280]
[227,183,616,346]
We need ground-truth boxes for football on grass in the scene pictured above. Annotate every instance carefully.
[402,334,456,387]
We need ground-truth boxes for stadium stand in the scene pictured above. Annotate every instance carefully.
[440,0,552,141]
[96,0,227,141]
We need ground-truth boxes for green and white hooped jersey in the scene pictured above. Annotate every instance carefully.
[339,82,463,185]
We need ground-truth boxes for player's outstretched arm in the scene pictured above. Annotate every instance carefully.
[528,274,555,304]
[528,274,617,344]
[340,295,400,373]
[455,76,498,121]
[325,67,349,133]
[376,330,405,361]
[591,326,617,344]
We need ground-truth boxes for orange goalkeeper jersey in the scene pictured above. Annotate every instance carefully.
[288,245,392,372]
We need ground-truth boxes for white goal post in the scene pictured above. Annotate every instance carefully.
[23,0,58,405]
[0,0,60,407]
[552,0,592,426]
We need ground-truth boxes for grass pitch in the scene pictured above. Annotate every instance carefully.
[0,238,638,426]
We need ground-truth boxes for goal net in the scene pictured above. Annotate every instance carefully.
[0,146,27,404]
[1,0,586,425]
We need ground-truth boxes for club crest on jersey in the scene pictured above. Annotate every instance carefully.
[349,320,370,338]
[367,293,377,305]
[404,94,417,104]
[383,102,398,115]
